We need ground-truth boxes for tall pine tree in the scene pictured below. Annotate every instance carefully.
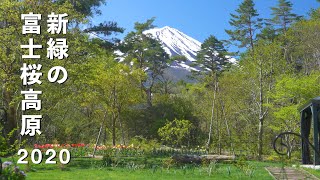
[121,18,170,107]
[55,0,125,49]
[196,35,230,76]
[270,0,301,34]
[195,35,230,152]
[225,0,262,52]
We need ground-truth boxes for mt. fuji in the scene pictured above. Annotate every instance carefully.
[144,26,201,62]
[115,26,235,82]
[143,26,203,82]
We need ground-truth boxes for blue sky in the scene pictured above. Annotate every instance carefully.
[94,0,319,47]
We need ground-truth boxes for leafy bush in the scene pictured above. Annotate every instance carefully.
[130,136,160,152]
[0,128,20,157]
[101,154,113,167]
[158,119,192,147]
[234,155,255,177]
[162,157,176,169]
[0,161,26,180]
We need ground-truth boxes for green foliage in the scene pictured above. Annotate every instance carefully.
[84,21,124,49]
[15,157,278,179]
[269,0,301,33]
[121,18,170,107]
[130,136,160,152]
[55,0,106,17]
[271,72,320,132]
[286,18,320,73]
[257,25,278,42]
[0,0,86,145]
[85,21,124,36]
[158,119,193,147]
[162,157,176,169]
[225,0,262,50]
[0,166,26,180]
[123,94,203,146]
[195,35,230,75]
[101,154,113,167]
[1,0,320,166]
[134,17,156,34]
[0,128,22,157]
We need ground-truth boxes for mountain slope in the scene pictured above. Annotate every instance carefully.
[144,26,201,62]
[143,26,202,82]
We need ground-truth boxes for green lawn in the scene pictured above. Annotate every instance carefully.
[25,167,269,180]
[1,157,285,180]
[303,168,320,179]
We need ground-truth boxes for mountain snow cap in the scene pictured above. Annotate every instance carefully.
[144,26,201,62]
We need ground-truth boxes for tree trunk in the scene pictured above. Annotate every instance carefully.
[217,101,221,155]
[93,124,103,158]
[146,88,152,107]
[206,74,218,153]
[248,18,255,53]
[220,99,235,155]
[102,112,107,144]
[258,118,264,160]
[258,64,264,160]
[118,115,126,145]
[111,86,118,146]
[112,112,116,146]
[103,124,107,144]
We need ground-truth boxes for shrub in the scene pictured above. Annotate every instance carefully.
[101,154,113,167]
[158,119,192,147]
[130,136,160,152]
[0,161,26,180]
[162,157,176,169]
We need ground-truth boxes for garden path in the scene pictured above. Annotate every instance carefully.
[266,167,318,180]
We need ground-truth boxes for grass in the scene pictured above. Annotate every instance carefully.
[1,156,284,180]
[25,167,269,180]
[301,168,320,178]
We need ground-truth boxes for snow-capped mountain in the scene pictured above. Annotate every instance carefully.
[143,26,202,82]
[115,26,236,83]
[144,26,201,62]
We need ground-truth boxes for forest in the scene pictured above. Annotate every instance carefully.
[0,0,320,166]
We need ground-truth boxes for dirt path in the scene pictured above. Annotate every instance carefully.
[266,167,319,180]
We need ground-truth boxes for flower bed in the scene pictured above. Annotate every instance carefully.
[33,143,141,157]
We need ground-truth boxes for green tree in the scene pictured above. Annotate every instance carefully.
[92,62,143,146]
[0,0,124,146]
[286,18,320,73]
[271,72,320,133]
[0,0,84,144]
[196,35,230,76]
[269,0,301,34]
[225,0,262,52]
[121,18,170,107]
[55,0,125,49]
[268,1,301,66]
[84,21,124,50]
[194,35,231,153]
[242,40,287,159]
[217,68,251,155]
[158,118,193,147]
[257,25,277,42]
[54,0,105,17]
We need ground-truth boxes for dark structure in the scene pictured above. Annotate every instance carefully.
[299,97,320,165]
